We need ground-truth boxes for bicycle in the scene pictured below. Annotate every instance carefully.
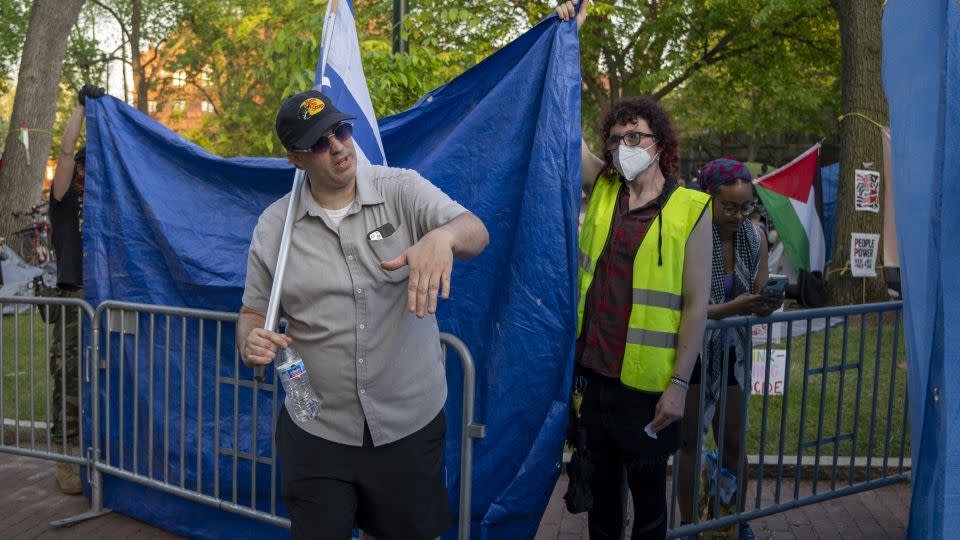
[10,203,54,266]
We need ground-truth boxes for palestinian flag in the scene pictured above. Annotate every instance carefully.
[755,144,826,272]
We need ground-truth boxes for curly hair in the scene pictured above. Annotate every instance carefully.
[598,96,679,179]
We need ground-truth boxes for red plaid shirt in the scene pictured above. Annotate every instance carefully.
[576,180,678,378]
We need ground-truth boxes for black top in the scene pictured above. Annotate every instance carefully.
[49,185,83,288]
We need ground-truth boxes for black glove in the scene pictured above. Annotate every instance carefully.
[78,84,106,106]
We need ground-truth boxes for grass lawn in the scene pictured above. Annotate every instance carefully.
[739,313,909,460]
[1,312,54,424]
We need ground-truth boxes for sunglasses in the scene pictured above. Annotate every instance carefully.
[293,122,353,154]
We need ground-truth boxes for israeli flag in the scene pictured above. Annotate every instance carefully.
[314,0,387,166]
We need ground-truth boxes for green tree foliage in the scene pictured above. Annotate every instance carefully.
[121,0,839,161]
[386,1,839,163]
[666,1,840,164]
[164,0,491,156]
[0,0,30,95]
[61,9,111,92]
[54,6,113,147]
[88,0,187,111]
[159,0,332,156]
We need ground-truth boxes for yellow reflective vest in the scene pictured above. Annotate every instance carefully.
[577,176,711,392]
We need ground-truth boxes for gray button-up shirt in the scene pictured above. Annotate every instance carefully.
[242,164,467,446]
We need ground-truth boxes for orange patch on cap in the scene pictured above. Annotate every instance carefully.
[298,98,326,120]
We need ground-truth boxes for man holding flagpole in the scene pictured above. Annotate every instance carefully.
[237,89,488,539]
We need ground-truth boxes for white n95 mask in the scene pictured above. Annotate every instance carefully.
[614,143,659,182]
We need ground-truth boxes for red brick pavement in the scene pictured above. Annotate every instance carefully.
[0,453,181,540]
[0,452,909,539]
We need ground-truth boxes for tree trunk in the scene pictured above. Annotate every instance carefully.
[130,0,148,112]
[0,0,86,240]
[827,0,889,305]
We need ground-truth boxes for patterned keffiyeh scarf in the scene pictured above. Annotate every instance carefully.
[705,219,760,412]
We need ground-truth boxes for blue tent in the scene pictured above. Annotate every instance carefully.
[819,162,839,259]
[882,1,960,538]
[83,14,581,539]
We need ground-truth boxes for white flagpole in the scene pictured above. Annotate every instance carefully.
[317,0,339,89]
[255,0,339,382]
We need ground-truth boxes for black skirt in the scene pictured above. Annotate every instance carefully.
[688,346,739,387]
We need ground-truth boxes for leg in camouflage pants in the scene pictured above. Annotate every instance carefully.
[44,288,84,446]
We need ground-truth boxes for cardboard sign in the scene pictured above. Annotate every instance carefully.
[851,233,880,277]
[855,169,881,212]
[751,349,787,396]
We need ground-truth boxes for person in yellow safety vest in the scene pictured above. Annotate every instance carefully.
[558,2,712,539]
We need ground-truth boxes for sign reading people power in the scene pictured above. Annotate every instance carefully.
[851,233,881,277]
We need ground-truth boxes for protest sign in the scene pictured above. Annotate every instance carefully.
[851,233,881,277]
[855,169,881,212]
[751,349,787,396]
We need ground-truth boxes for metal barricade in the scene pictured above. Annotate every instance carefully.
[666,301,910,538]
[0,295,107,525]
[3,296,910,536]
[82,300,484,539]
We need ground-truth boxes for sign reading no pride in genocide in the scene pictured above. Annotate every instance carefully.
[751,349,787,396]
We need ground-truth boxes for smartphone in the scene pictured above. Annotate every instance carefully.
[761,274,789,296]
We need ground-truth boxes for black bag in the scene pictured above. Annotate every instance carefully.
[786,269,826,307]
[563,427,594,514]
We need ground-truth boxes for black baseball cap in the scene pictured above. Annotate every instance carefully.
[275,90,355,151]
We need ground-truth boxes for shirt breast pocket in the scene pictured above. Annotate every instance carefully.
[369,234,411,284]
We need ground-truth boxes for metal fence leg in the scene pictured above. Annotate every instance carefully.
[50,302,112,527]
[439,333,484,540]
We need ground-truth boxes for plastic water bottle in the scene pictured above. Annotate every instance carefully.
[276,347,321,422]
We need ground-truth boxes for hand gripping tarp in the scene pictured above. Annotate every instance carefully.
[882,1,960,538]
[82,14,582,539]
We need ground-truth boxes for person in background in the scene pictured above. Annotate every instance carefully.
[558,2,712,538]
[677,158,783,540]
[45,83,104,494]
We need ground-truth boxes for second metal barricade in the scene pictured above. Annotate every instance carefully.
[666,301,910,538]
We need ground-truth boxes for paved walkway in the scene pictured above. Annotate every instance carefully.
[0,453,908,539]
[536,475,910,539]
[0,453,180,540]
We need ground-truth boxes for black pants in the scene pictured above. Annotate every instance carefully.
[579,369,679,540]
[588,458,669,540]
[276,408,451,540]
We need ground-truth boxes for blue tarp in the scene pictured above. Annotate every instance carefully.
[882,1,960,538]
[83,14,581,540]
[820,163,838,259]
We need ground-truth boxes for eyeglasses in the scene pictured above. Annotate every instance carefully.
[718,202,757,217]
[605,131,656,151]
[293,122,353,154]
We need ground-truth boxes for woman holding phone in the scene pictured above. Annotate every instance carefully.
[677,158,783,539]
